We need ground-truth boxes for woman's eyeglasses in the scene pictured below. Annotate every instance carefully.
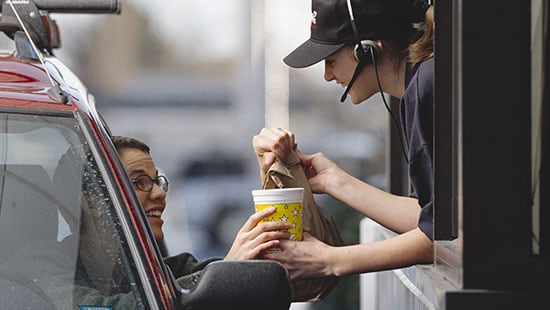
[131,175,169,193]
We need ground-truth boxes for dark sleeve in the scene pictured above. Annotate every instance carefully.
[402,58,435,241]
[418,200,433,240]
[163,253,222,290]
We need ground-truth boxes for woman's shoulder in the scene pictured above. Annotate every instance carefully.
[414,58,434,88]
[410,58,434,106]
[404,57,434,104]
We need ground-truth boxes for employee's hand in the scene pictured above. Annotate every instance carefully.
[299,152,342,195]
[252,127,295,179]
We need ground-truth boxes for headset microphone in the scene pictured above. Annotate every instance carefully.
[340,60,365,102]
[341,0,409,163]
[340,0,379,102]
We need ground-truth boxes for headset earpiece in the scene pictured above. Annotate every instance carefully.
[341,0,382,103]
[353,39,379,64]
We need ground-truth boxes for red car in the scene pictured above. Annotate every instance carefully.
[0,1,290,309]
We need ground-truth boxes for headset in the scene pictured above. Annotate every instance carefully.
[346,0,380,65]
[354,39,379,65]
[340,0,379,102]
[343,0,410,163]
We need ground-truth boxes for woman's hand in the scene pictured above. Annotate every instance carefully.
[252,128,296,179]
[225,207,291,260]
[299,152,343,195]
[262,233,334,281]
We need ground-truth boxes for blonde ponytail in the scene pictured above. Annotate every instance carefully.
[408,6,434,66]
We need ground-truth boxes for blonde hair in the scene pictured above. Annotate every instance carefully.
[408,6,434,66]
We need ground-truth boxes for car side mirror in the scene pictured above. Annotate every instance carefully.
[179,260,291,310]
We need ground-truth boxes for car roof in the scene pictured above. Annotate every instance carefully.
[0,52,84,112]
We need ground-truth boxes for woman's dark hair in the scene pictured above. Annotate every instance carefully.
[381,5,434,68]
[111,136,150,155]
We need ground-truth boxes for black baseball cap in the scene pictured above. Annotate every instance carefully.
[284,0,422,68]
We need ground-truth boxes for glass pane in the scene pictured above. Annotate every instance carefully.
[531,0,545,255]
[433,0,462,287]
[0,112,146,308]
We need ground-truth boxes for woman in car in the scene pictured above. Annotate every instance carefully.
[112,135,291,288]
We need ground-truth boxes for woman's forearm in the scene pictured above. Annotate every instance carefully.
[326,170,421,233]
[327,228,433,277]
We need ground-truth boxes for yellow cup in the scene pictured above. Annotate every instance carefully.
[252,188,304,241]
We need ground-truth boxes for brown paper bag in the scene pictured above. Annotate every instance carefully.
[262,148,344,302]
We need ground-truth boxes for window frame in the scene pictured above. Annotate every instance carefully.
[430,0,550,294]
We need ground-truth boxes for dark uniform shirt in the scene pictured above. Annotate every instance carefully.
[400,57,435,240]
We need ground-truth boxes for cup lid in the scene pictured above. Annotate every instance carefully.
[252,188,304,204]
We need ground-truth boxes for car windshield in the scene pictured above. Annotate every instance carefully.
[0,111,148,309]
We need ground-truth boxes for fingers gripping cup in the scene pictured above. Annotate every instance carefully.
[252,188,304,241]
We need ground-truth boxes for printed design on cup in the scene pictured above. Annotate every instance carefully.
[252,188,304,242]
[255,203,303,241]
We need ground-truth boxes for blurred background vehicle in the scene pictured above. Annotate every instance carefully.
[172,151,257,258]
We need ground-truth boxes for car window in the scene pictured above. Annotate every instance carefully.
[0,112,148,309]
